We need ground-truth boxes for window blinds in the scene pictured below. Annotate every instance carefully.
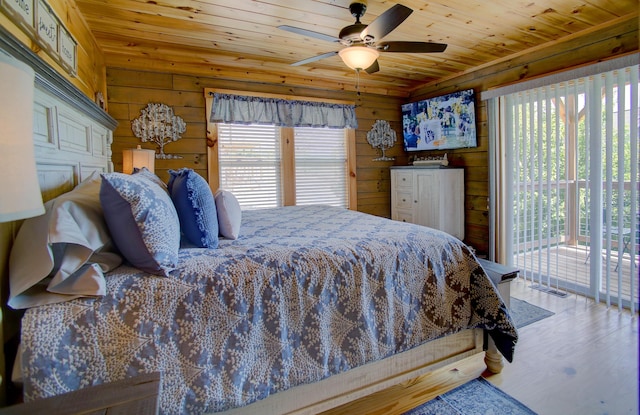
[217,124,349,210]
[217,123,282,209]
[294,127,348,208]
[490,64,638,312]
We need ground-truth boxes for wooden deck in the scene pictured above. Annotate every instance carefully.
[513,244,639,307]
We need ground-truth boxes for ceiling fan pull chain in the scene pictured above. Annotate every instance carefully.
[356,68,361,96]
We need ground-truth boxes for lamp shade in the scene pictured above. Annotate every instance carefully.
[338,46,379,71]
[0,52,44,222]
[123,145,156,174]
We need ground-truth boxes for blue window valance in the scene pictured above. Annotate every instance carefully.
[210,93,358,129]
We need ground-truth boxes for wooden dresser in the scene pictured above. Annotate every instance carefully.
[390,166,465,240]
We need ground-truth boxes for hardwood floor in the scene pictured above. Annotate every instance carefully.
[322,279,639,415]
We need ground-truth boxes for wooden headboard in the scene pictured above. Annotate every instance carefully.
[0,26,117,405]
[32,85,115,201]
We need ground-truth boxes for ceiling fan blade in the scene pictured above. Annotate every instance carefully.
[290,51,339,66]
[365,60,379,74]
[278,25,340,43]
[360,4,413,42]
[378,41,448,53]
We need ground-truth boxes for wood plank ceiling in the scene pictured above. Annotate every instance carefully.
[75,0,637,97]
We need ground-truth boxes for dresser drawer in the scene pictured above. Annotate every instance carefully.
[394,190,413,210]
[393,209,413,223]
[393,171,413,189]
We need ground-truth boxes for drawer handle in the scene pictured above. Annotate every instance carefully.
[402,178,406,181]
[402,198,406,202]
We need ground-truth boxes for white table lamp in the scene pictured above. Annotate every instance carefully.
[123,145,156,174]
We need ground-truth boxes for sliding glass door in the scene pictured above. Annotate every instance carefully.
[489,63,638,312]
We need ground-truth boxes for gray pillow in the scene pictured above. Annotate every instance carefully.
[100,171,180,276]
[9,172,122,309]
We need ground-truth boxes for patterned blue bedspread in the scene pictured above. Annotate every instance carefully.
[20,206,517,414]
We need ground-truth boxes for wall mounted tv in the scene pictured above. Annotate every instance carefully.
[401,88,477,152]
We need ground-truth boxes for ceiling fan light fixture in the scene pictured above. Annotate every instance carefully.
[338,46,379,71]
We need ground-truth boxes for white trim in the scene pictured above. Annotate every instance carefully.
[480,54,639,101]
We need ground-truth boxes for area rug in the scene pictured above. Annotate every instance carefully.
[403,376,537,415]
[509,297,554,328]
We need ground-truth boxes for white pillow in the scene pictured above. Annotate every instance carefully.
[214,190,242,239]
[9,172,122,309]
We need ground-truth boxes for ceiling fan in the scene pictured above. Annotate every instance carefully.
[278,1,447,74]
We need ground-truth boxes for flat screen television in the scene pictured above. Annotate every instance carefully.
[401,88,477,152]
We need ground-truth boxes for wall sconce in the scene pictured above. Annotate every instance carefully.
[366,120,396,161]
[123,145,156,174]
[131,103,186,159]
[0,51,44,222]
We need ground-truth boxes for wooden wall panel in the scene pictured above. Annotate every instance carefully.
[354,94,404,217]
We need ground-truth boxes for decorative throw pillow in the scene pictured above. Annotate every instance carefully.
[214,189,242,239]
[100,171,180,276]
[9,171,122,309]
[167,168,219,248]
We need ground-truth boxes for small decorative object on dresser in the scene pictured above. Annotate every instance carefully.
[412,153,449,166]
[132,102,186,159]
[366,119,396,161]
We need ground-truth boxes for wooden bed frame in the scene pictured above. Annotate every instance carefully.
[220,329,489,415]
[0,28,506,414]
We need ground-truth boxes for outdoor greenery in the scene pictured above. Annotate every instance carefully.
[510,82,637,250]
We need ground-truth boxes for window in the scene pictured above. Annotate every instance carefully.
[294,127,347,207]
[487,61,638,311]
[217,124,281,209]
[217,123,351,210]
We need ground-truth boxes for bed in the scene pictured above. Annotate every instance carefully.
[2,33,516,415]
[12,193,517,415]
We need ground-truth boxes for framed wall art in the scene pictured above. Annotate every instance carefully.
[58,25,76,75]
[1,0,77,77]
[35,0,58,58]
[0,0,36,36]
